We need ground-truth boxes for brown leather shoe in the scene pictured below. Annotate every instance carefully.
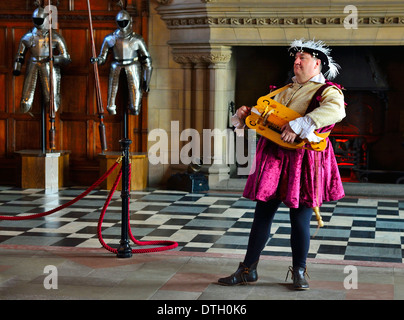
[218,261,258,286]
[286,266,310,290]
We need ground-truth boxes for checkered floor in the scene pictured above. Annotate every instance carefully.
[0,185,403,263]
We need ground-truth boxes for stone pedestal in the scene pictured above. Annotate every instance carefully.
[16,150,70,194]
[98,152,148,191]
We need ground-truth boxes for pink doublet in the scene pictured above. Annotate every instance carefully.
[242,135,345,209]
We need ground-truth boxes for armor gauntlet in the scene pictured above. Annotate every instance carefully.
[13,56,24,76]
[141,55,152,92]
[13,40,27,76]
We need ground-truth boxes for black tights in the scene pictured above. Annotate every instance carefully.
[243,199,313,269]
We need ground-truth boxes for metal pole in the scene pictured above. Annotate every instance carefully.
[41,100,46,155]
[86,0,108,153]
[123,107,128,139]
[116,138,132,258]
[48,0,56,152]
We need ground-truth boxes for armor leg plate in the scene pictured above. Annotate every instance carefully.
[20,62,39,113]
[125,63,142,115]
[107,63,121,115]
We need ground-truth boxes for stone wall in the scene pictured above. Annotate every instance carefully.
[147,0,404,187]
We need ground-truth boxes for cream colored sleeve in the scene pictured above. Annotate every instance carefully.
[306,86,346,129]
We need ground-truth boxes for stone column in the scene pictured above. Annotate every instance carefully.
[172,45,235,187]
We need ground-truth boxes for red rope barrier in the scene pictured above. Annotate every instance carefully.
[97,163,178,254]
[0,161,120,221]
[0,157,178,254]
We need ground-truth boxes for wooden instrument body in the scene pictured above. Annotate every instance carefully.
[245,93,329,151]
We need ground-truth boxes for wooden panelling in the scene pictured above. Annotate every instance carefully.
[73,0,111,11]
[60,28,89,70]
[62,119,87,158]
[0,120,6,156]
[60,75,88,113]
[0,27,6,68]
[0,0,149,186]
[15,119,41,150]
[0,74,5,112]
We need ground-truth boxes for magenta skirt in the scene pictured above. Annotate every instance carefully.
[243,137,345,208]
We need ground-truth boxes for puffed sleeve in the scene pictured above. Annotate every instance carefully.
[306,86,346,129]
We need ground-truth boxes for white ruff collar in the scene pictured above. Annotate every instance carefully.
[292,73,326,85]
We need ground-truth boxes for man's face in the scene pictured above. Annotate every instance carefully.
[293,51,320,83]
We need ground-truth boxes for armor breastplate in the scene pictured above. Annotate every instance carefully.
[26,29,50,58]
[112,34,140,62]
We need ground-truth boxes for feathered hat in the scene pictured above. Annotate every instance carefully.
[288,39,340,80]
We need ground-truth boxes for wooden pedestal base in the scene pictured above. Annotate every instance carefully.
[98,152,148,191]
[16,150,70,194]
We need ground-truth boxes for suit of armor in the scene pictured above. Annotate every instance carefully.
[13,7,71,113]
[96,10,152,115]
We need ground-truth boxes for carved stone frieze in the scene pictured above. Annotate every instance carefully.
[173,52,231,66]
[156,2,404,54]
[164,15,404,28]
[156,0,173,5]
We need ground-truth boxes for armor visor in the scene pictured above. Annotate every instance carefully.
[33,18,45,27]
[117,20,130,29]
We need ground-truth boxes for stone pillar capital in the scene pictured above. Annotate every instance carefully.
[172,45,232,68]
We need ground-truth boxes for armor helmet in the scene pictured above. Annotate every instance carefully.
[115,10,132,35]
[32,7,47,30]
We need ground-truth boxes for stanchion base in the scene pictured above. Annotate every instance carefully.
[116,241,133,258]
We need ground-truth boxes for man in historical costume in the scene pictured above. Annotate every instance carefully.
[94,10,152,116]
[13,6,71,113]
[218,39,346,290]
